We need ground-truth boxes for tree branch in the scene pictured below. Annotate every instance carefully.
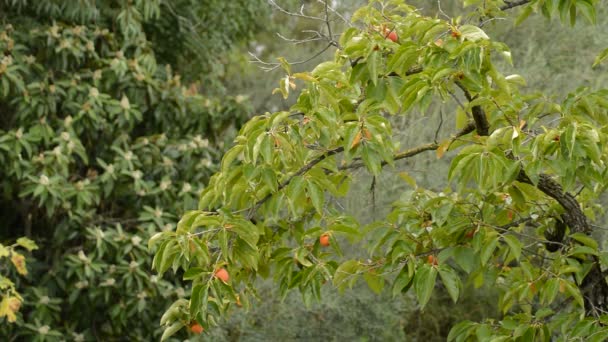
[250,146,344,216]
[455,80,489,136]
[340,121,476,171]
[500,0,532,11]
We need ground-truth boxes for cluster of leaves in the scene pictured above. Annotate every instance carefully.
[0,1,263,340]
[0,238,37,324]
[153,0,608,340]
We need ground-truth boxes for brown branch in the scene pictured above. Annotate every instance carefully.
[516,172,589,234]
[250,146,344,215]
[500,0,531,11]
[516,170,608,316]
[455,80,489,136]
[340,121,475,171]
[251,122,476,215]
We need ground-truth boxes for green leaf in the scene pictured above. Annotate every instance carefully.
[480,235,499,266]
[176,210,203,234]
[16,237,38,251]
[438,266,461,303]
[447,320,474,342]
[189,284,207,317]
[459,25,489,41]
[569,245,598,256]
[161,322,185,341]
[183,267,206,281]
[542,278,560,305]
[306,179,325,214]
[564,280,585,308]
[593,48,608,68]
[515,5,533,25]
[363,271,385,294]
[453,247,477,273]
[367,51,380,86]
[414,264,437,309]
[333,260,360,292]
[503,235,522,261]
[570,232,598,250]
[392,267,413,297]
[576,0,596,24]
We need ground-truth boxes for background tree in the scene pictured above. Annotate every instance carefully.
[0,0,267,340]
[153,0,608,340]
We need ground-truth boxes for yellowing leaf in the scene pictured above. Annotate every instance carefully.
[351,131,362,149]
[0,296,21,323]
[11,253,27,275]
[0,244,8,258]
[436,140,451,159]
[16,237,38,251]
[292,72,317,82]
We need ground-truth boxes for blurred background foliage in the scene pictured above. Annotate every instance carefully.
[0,0,264,340]
[0,0,607,340]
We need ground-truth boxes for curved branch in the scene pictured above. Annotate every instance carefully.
[250,146,344,215]
[455,80,489,136]
[500,0,532,11]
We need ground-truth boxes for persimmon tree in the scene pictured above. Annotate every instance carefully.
[152,0,608,340]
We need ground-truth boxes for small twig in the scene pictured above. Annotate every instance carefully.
[436,0,451,20]
[249,43,333,71]
[434,110,443,143]
[340,122,476,171]
[323,0,339,48]
[315,0,350,26]
[276,32,325,44]
[448,90,470,117]
[268,0,326,21]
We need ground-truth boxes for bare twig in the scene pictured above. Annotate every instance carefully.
[268,0,326,21]
[316,0,350,25]
[434,110,443,143]
[249,43,332,71]
[436,0,451,20]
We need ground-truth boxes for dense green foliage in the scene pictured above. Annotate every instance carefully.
[0,0,266,340]
[154,0,608,340]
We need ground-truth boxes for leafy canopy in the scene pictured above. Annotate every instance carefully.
[153,0,608,340]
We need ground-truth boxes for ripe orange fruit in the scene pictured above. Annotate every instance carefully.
[385,30,398,42]
[319,233,330,247]
[190,322,204,334]
[427,255,438,266]
[214,268,229,283]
